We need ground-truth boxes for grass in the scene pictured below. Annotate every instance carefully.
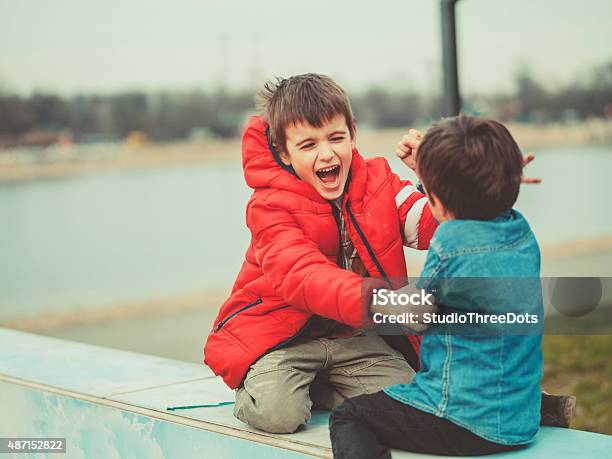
[542,334,612,434]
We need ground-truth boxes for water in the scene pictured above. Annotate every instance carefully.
[0,165,253,318]
[1,147,611,318]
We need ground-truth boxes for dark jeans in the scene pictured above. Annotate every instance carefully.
[330,391,526,458]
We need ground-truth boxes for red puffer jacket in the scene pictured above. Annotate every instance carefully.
[204,116,437,389]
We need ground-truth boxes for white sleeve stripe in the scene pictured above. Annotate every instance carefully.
[395,185,418,207]
[404,196,428,249]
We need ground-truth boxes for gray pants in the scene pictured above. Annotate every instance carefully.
[234,335,415,433]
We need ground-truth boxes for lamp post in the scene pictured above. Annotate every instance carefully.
[441,0,462,116]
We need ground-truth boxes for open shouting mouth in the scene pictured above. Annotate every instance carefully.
[315,164,341,189]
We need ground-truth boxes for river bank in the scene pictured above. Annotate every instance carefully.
[1,119,611,184]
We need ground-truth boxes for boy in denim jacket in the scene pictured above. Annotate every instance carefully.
[330,115,558,457]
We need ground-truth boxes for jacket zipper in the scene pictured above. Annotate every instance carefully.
[330,202,346,268]
[264,315,315,354]
[345,200,392,287]
[214,298,262,332]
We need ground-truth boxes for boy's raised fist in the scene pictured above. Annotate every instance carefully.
[396,129,423,171]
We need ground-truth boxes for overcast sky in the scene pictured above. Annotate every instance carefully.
[1,0,611,95]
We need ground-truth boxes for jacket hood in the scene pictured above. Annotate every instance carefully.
[241,115,366,204]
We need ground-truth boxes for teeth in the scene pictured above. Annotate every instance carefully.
[318,165,339,173]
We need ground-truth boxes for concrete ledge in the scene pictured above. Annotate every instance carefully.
[1,328,611,458]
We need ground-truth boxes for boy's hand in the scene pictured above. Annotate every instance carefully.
[395,284,438,333]
[396,129,423,172]
[521,153,542,184]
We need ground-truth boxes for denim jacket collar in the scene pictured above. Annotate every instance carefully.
[430,210,532,260]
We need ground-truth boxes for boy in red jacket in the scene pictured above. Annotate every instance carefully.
[204,74,437,433]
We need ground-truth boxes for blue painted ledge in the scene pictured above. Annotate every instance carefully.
[0,328,610,458]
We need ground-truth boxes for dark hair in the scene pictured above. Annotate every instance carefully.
[417,114,523,220]
[255,73,356,152]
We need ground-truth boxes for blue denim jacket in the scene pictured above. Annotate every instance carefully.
[384,210,543,445]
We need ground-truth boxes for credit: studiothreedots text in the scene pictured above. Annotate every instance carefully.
[361,277,610,336]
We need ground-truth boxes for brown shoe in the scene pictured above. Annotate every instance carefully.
[541,392,576,428]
